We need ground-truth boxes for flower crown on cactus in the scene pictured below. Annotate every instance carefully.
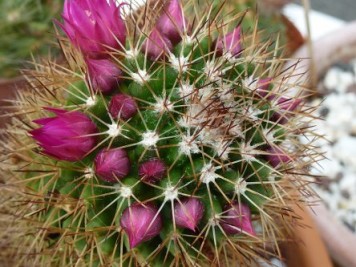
[0,0,316,266]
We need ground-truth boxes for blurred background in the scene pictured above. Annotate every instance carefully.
[310,0,354,21]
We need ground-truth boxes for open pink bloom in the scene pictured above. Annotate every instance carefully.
[138,158,166,184]
[220,203,255,236]
[30,108,97,161]
[109,94,138,120]
[120,203,162,248]
[266,146,292,167]
[215,26,242,57]
[86,58,122,93]
[156,0,187,45]
[94,148,130,183]
[174,198,204,231]
[61,0,126,57]
[142,27,173,61]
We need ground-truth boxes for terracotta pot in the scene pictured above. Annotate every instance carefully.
[287,20,356,90]
[283,204,333,267]
[285,21,356,267]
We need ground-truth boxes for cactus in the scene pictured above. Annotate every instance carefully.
[0,0,315,266]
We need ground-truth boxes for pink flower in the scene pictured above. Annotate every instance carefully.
[86,58,122,93]
[174,198,204,231]
[156,0,187,45]
[215,26,242,57]
[138,158,166,184]
[61,0,126,57]
[120,203,162,248]
[94,148,130,183]
[220,203,255,236]
[30,108,97,161]
[109,94,138,120]
[142,27,173,61]
[266,146,292,167]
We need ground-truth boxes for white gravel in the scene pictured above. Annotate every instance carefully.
[308,62,356,232]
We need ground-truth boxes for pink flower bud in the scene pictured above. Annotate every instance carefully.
[142,27,173,61]
[61,0,126,57]
[86,58,122,93]
[272,97,302,123]
[156,0,187,45]
[255,78,273,98]
[30,108,97,162]
[120,203,162,248]
[138,158,166,184]
[174,198,204,231]
[220,203,255,236]
[215,26,242,57]
[94,148,130,183]
[266,146,292,167]
[109,94,138,120]
[277,97,302,111]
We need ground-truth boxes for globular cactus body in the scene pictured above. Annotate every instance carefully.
[0,0,315,266]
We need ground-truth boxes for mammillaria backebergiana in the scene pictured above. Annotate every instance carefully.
[0,0,317,266]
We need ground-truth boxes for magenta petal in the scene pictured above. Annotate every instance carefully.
[61,0,126,56]
[33,117,56,125]
[120,203,162,248]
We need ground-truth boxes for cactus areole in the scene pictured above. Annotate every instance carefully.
[2,0,315,266]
